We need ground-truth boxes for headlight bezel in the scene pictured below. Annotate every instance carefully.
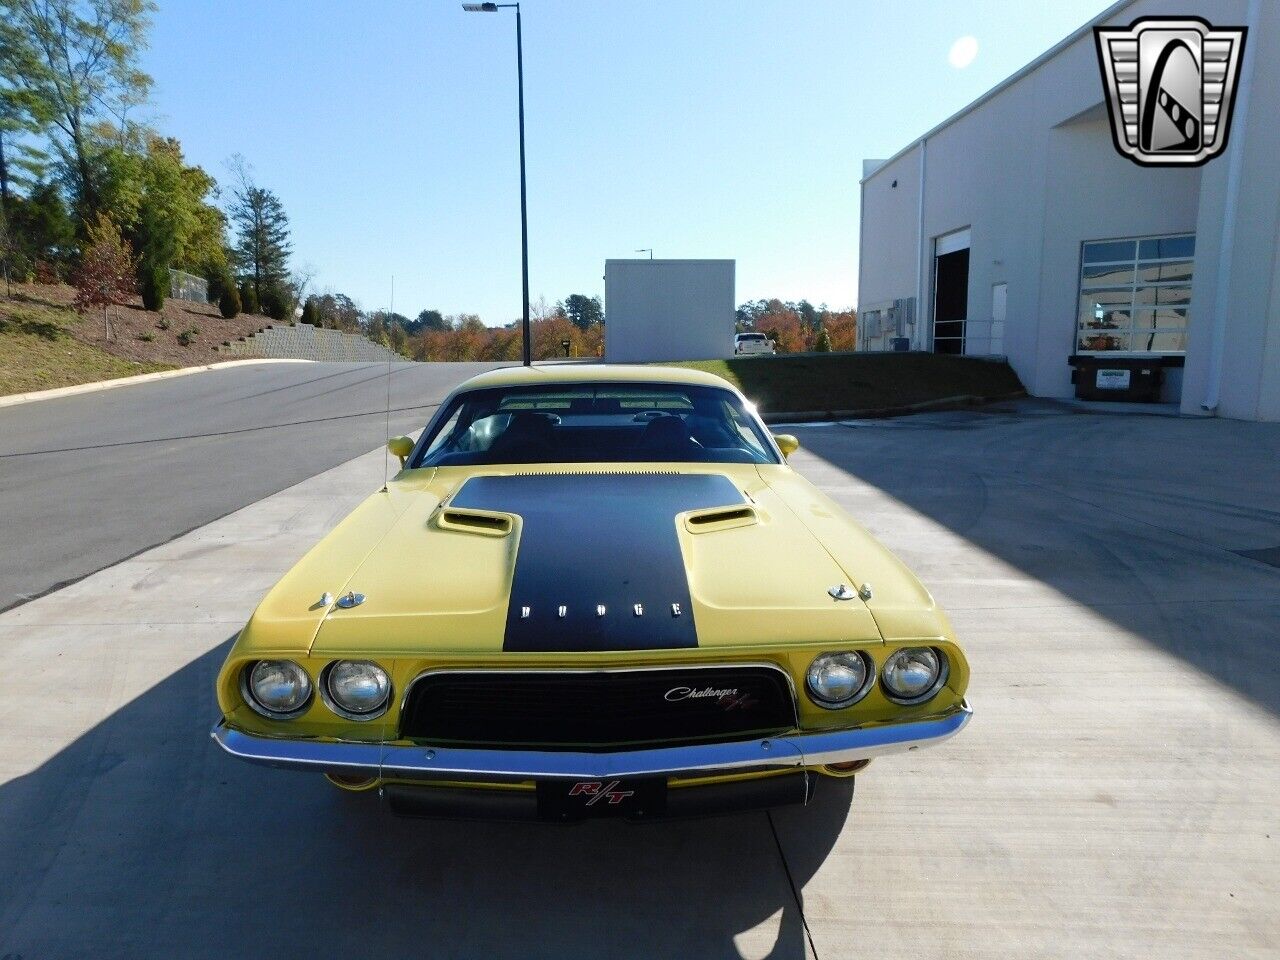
[241,659,313,720]
[320,659,392,722]
[880,646,950,705]
[805,650,876,709]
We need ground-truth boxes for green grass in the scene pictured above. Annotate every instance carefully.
[0,302,172,396]
[664,352,1025,417]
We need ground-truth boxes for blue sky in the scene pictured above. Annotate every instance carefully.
[143,0,1109,323]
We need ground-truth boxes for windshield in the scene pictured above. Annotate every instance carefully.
[737,333,766,341]
[413,382,780,466]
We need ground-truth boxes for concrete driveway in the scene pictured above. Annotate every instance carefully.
[0,401,1276,958]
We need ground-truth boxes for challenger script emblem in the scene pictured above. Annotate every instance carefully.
[1094,17,1247,167]
[664,685,758,712]
[664,685,738,701]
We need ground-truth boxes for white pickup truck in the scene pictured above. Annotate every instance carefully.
[734,332,776,356]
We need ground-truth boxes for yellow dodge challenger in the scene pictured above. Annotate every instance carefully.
[213,365,971,819]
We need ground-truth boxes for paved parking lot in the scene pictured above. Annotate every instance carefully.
[1,400,1277,958]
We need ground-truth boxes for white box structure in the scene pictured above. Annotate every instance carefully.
[604,259,735,363]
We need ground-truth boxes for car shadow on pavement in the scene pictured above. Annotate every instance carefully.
[0,640,852,959]
[790,408,1280,716]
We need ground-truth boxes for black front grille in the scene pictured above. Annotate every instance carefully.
[400,666,797,751]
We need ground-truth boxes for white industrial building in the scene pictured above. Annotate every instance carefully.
[857,0,1279,421]
[604,259,735,363]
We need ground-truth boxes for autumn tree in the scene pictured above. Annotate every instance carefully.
[73,212,134,339]
[735,298,855,353]
[823,309,857,351]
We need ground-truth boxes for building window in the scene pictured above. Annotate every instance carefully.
[1077,234,1193,354]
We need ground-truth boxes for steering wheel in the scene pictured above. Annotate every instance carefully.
[631,410,670,423]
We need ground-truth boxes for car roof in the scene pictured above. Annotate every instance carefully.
[454,363,739,393]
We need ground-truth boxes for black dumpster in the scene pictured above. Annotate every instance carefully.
[1069,356,1164,402]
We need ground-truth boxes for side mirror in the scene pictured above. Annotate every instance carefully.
[773,434,800,459]
[387,435,414,468]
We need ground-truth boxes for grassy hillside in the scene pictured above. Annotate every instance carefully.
[667,352,1025,417]
[0,284,278,397]
[0,299,172,395]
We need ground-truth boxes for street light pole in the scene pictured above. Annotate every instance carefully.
[464,1,531,366]
[515,4,530,366]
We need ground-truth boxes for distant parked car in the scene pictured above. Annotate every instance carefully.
[734,332,776,356]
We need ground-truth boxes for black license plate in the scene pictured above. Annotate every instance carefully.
[536,777,667,821]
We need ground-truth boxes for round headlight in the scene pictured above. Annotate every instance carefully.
[881,647,947,704]
[805,651,873,708]
[323,660,391,720]
[244,660,312,718]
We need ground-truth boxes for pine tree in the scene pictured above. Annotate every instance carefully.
[300,296,319,326]
[239,280,259,315]
[219,284,241,319]
[227,156,291,303]
[261,283,293,322]
[139,259,167,311]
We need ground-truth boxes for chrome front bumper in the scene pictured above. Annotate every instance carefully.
[211,700,971,782]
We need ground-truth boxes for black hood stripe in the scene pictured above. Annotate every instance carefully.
[450,473,743,652]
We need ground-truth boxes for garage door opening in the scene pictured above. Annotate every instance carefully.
[932,228,970,355]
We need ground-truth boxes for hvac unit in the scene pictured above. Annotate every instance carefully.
[893,297,915,337]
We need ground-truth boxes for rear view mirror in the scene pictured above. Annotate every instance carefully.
[773,434,800,458]
[388,435,414,467]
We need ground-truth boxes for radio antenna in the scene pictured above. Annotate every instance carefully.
[381,274,394,492]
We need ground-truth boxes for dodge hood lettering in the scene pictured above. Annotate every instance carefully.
[304,470,884,656]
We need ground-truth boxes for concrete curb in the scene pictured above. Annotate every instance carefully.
[762,390,1027,424]
[0,358,315,409]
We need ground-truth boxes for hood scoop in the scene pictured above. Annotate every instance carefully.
[683,504,759,534]
[436,507,514,537]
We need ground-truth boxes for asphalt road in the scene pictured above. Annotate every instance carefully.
[1,401,1277,958]
[0,361,504,610]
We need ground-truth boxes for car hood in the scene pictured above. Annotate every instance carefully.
[306,468,883,655]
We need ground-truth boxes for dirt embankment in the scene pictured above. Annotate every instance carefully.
[3,282,278,366]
